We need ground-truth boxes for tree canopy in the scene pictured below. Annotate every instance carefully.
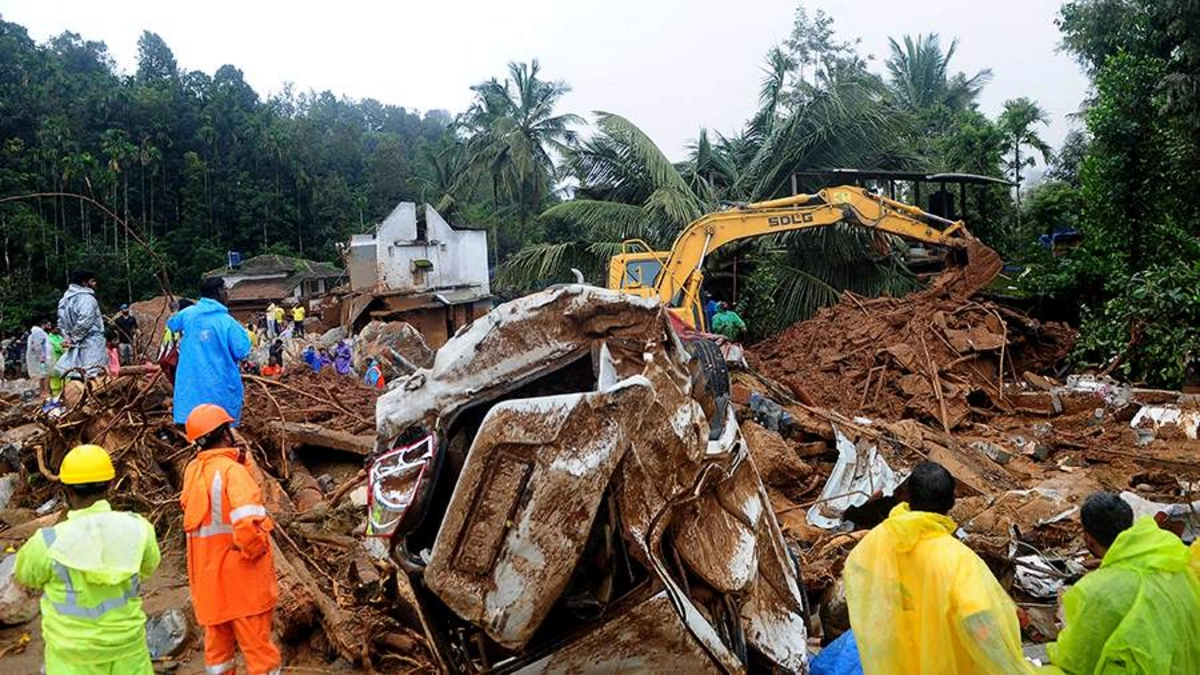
[12,1,1184,388]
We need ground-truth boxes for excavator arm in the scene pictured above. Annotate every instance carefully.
[609,185,1001,330]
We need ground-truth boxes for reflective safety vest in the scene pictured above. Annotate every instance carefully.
[14,500,160,665]
[182,447,278,626]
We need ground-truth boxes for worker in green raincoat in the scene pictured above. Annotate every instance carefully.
[15,444,161,674]
[1042,491,1200,674]
[710,302,747,342]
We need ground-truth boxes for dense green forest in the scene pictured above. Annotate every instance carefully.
[2,0,1199,385]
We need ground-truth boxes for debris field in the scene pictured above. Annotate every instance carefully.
[0,359,430,673]
[741,273,1200,644]
[0,272,1198,670]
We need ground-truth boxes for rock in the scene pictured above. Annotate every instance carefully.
[0,554,39,625]
[319,327,346,347]
[349,485,368,508]
[818,578,850,640]
[316,473,336,493]
[969,440,1012,466]
[741,421,811,488]
[0,475,17,512]
[352,320,435,381]
[145,608,192,658]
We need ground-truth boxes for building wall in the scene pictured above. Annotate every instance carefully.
[398,309,450,349]
[425,205,490,295]
[348,234,377,291]
[355,202,490,295]
[375,203,419,290]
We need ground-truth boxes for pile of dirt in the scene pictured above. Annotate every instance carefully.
[749,282,1075,430]
[739,350,1200,646]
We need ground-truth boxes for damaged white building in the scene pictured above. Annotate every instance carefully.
[335,203,493,347]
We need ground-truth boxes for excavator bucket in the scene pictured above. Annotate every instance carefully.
[938,238,1003,299]
[962,238,1004,294]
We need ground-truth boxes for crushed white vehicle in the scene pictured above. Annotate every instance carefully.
[372,285,809,673]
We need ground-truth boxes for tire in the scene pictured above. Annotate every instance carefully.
[685,339,731,440]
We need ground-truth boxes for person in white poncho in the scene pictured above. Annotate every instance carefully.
[25,319,52,398]
[54,270,108,382]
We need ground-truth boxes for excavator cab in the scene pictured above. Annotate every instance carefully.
[607,240,665,293]
[609,243,710,331]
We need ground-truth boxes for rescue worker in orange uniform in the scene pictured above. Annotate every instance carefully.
[182,403,280,674]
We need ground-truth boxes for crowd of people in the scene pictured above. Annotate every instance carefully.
[7,274,354,674]
[4,272,387,401]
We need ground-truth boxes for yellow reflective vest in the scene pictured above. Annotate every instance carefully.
[844,503,1032,674]
[15,500,161,666]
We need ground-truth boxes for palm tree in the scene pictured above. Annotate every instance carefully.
[416,136,468,215]
[998,97,1052,208]
[500,111,917,327]
[684,129,739,200]
[734,61,908,200]
[748,46,796,146]
[498,112,702,289]
[885,34,992,113]
[455,60,581,226]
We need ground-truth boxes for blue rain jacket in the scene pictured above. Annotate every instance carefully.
[167,298,252,424]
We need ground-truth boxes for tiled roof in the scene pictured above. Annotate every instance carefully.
[205,254,343,279]
[226,277,301,303]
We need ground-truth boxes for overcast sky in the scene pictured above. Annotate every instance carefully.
[2,0,1089,163]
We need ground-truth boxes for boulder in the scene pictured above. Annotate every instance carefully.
[352,321,435,380]
[0,554,39,625]
[145,607,193,658]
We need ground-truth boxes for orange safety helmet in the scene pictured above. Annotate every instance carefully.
[185,403,235,442]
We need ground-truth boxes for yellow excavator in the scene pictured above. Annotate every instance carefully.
[606,184,1002,331]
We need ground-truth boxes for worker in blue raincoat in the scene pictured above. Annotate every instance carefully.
[167,277,252,425]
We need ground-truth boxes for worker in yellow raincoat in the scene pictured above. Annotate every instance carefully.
[15,445,161,674]
[1042,492,1200,674]
[843,461,1032,674]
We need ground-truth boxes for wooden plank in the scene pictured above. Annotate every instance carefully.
[266,420,373,456]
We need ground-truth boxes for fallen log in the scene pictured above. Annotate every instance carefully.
[0,512,63,546]
[272,537,366,665]
[266,421,373,456]
[287,464,325,514]
[272,537,318,641]
[294,524,356,550]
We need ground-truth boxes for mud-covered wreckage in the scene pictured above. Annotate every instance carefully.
[372,284,809,673]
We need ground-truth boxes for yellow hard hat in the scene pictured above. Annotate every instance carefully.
[59,444,116,485]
